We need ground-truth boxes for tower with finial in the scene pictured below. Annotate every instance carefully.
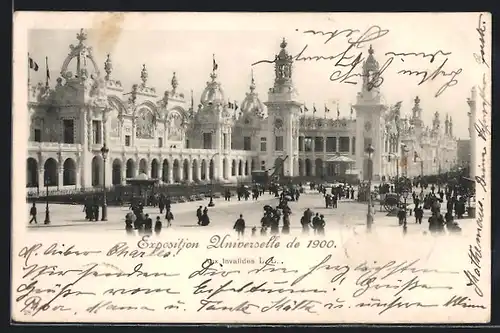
[104,54,112,81]
[272,38,294,93]
[352,44,386,182]
[361,45,381,96]
[449,116,453,137]
[140,64,148,87]
[410,95,423,133]
[264,38,302,177]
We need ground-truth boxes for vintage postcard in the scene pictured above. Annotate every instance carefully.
[12,12,491,324]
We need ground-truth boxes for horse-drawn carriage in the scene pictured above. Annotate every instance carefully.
[379,193,401,212]
[379,177,412,212]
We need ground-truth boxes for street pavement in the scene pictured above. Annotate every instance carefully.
[25,190,476,237]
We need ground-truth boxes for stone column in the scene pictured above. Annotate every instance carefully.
[168,161,173,184]
[135,158,140,177]
[158,161,163,183]
[58,166,63,190]
[121,158,127,185]
[336,137,339,153]
[177,161,182,182]
[206,160,210,180]
[38,167,45,192]
[188,159,193,182]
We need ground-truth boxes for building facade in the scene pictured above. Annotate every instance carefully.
[26,29,459,191]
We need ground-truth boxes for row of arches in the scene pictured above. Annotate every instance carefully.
[27,157,77,187]
[27,156,257,188]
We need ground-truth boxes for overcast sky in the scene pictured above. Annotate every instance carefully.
[26,12,485,139]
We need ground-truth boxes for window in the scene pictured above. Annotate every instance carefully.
[298,137,304,151]
[34,129,41,142]
[243,136,251,151]
[260,137,267,152]
[304,137,313,152]
[125,135,131,146]
[275,136,283,151]
[203,133,212,149]
[326,137,336,152]
[314,137,324,152]
[261,160,266,170]
[92,120,102,144]
[352,137,356,154]
[339,136,350,152]
[186,139,190,149]
[158,137,163,148]
[223,133,228,150]
[63,119,74,144]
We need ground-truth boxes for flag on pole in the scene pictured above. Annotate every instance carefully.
[234,101,239,111]
[300,107,303,113]
[45,56,50,86]
[212,54,218,72]
[324,105,330,113]
[313,104,317,113]
[304,106,309,113]
[337,103,340,118]
[28,55,39,71]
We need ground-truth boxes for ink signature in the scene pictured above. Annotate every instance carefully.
[473,13,489,68]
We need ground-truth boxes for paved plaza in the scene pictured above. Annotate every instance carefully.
[26,191,476,237]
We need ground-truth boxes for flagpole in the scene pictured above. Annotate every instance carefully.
[190,89,194,109]
[45,56,49,88]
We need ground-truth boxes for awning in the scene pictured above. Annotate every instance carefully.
[326,155,355,163]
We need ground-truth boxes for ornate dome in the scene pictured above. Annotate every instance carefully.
[363,45,379,72]
[240,71,264,117]
[200,72,225,107]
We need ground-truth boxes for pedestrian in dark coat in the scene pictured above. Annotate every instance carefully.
[165,209,174,228]
[29,203,38,224]
[196,206,203,225]
[154,216,162,235]
[144,214,153,235]
[234,214,245,238]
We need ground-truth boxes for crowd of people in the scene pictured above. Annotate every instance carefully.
[28,175,474,240]
[390,183,468,235]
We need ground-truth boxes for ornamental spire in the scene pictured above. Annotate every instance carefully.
[104,54,112,81]
[140,64,148,86]
[171,71,178,92]
[250,68,256,92]
[76,28,87,44]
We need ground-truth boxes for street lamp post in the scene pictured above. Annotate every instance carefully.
[402,189,409,235]
[365,144,375,232]
[101,144,109,221]
[208,152,220,207]
[402,144,409,177]
[44,177,51,224]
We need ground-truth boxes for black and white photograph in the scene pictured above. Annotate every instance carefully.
[12,12,491,324]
